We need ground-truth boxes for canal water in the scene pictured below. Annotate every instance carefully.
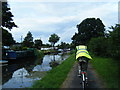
[2,53,69,88]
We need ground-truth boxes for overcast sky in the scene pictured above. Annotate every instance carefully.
[7,0,119,44]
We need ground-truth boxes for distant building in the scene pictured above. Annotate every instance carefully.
[41,47,58,50]
[41,47,51,50]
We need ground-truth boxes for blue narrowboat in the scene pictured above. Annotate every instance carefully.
[6,50,16,59]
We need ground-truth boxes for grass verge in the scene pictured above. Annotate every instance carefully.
[32,53,75,88]
[90,56,119,88]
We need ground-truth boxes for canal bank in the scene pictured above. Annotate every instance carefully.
[2,52,70,88]
[32,53,75,88]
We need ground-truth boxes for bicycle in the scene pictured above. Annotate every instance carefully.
[78,59,88,89]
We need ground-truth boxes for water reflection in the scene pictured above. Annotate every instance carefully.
[2,53,69,88]
[33,54,69,72]
[2,57,38,84]
[3,68,40,88]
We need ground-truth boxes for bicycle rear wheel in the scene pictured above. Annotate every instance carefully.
[82,81,87,90]
[82,81,86,90]
[81,73,87,90]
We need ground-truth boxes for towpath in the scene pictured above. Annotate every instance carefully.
[61,62,106,88]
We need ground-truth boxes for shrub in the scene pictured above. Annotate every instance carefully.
[88,37,108,56]
[108,25,120,59]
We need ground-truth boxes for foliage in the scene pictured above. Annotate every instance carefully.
[2,28,15,46]
[71,32,81,46]
[88,37,108,56]
[36,50,44,58]
[22,31,34,48]
[1,2,17,30]
[33,49,44,65]
[58,42,70,49]
[69,42,75,49]
[34,39,43,49]
[42,43,52,48]
[48,33,60,47]
[108,24,120,59]
[72,18,105,45]
[88,24,120,60]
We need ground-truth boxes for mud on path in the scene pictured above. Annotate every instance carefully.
[61,62,106,88]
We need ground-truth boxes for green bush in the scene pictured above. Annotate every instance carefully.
[88,37,108,56]
[108,25,120,59]
[88,24,120,60]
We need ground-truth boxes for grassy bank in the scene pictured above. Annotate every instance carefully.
[32,53,75,88]
[91,56,119,88]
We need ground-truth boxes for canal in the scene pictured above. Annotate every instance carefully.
[2,53,69,88]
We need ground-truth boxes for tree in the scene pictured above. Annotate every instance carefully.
[88,37,108,56]
[58,42,66,49]
[22,31,34,48]
[2,28,15,46]
[108,24,120,59]
[58,42,70,49]
[72,18,105,45]
[1,2,17,30]
[71,32,81,46]
[34,39,43,49]
[48,33,60,49]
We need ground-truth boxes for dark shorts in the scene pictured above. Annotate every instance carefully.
[77,56,89,71]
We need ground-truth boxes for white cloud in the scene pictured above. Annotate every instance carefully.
[8,0,120,2]
[8,1,118,44]
[58,27,77,43]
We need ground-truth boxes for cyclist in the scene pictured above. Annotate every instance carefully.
[76,45,92,76]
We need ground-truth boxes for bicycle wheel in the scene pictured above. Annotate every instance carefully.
[81,73,87,90]
[82,79,88,90]
[82,81,86,90]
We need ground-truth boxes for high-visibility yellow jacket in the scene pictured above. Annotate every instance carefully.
[76,45,92,60]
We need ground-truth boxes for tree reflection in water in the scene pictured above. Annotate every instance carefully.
[2,54,69,88]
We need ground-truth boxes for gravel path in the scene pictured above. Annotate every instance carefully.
[61,62,106,88]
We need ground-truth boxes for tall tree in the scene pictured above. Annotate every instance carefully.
[49,33,60,48]
[71,32,81,46]
[108,24,120,59]
[1,2,17,30]
[22,31,34,48]
[72,18,105,45]
[34,39,43,49]
[2,28,15,46]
